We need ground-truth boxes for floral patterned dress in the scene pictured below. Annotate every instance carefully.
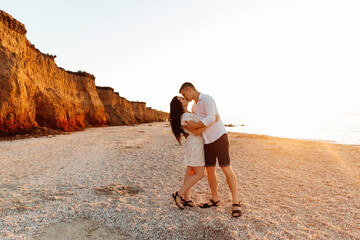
[181,112,205,167]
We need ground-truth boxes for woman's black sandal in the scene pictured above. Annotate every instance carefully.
[232,203,242,217]
[172,191,185,209]
[183,200,195,207]
[199,199,220,208]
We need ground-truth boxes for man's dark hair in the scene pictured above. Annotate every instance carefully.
[179,82,196,93]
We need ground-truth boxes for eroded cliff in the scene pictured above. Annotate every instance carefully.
[0,10,108,136]
[0,10,168,136]
[96,87,136,125]
[96,87,168,125]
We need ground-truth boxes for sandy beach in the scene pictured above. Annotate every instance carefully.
[0,122,359,239]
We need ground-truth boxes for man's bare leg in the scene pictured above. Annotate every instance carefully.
[221,165,241,216]
[199,166,220,207]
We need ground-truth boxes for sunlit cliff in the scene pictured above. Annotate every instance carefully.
[0,10,168,136]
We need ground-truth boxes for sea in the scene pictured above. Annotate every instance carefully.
[224,114,360,146]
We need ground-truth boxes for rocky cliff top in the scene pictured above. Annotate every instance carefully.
[96,86,114,91]
[0,10,26,35]
[131,101,146,104]
[66,70,96,80]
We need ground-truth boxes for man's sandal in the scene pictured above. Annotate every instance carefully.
[199,199,221,208]
[183,200,195,207]
[232,203,242,217]
[172,191,185,209]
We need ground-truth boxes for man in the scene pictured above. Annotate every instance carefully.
[180,82,241,218]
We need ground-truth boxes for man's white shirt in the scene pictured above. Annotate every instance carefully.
[192,93,227,144]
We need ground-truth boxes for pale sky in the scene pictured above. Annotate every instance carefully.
[2,0,360,122]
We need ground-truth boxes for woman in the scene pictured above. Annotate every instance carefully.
[169,96,208,209]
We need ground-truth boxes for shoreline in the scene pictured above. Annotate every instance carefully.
[1,122,359,239]
[227,130,360,148]
[224,114,360,146]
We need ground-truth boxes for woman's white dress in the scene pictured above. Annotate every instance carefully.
[181,112,205,167]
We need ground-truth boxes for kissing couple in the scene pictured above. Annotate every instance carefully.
[170,82,241,218]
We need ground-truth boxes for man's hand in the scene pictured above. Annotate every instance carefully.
[183,120,197,131]
[215,114,220,122]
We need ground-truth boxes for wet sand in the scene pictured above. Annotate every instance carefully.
[0,122,359,239]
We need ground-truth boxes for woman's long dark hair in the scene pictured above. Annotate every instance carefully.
[170,96,186,144]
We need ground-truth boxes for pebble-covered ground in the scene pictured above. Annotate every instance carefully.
[0,122,359,239]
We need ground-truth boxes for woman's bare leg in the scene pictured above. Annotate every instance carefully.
[183,167,194,201]
[178,166,205,198]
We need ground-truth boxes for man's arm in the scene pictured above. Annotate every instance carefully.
[184,120,205,131]
[184,113,220,131]
[200,95,216,127]
[189,126,207,135]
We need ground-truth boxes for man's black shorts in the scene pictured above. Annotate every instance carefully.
[204,134,230,167]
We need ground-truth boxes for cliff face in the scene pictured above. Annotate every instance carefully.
[131,101,148,123]
[96,87,168,125]
[0,10,168,136]
[96,87,136,125]
[146,108,169,122]
[0,10,107,136]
